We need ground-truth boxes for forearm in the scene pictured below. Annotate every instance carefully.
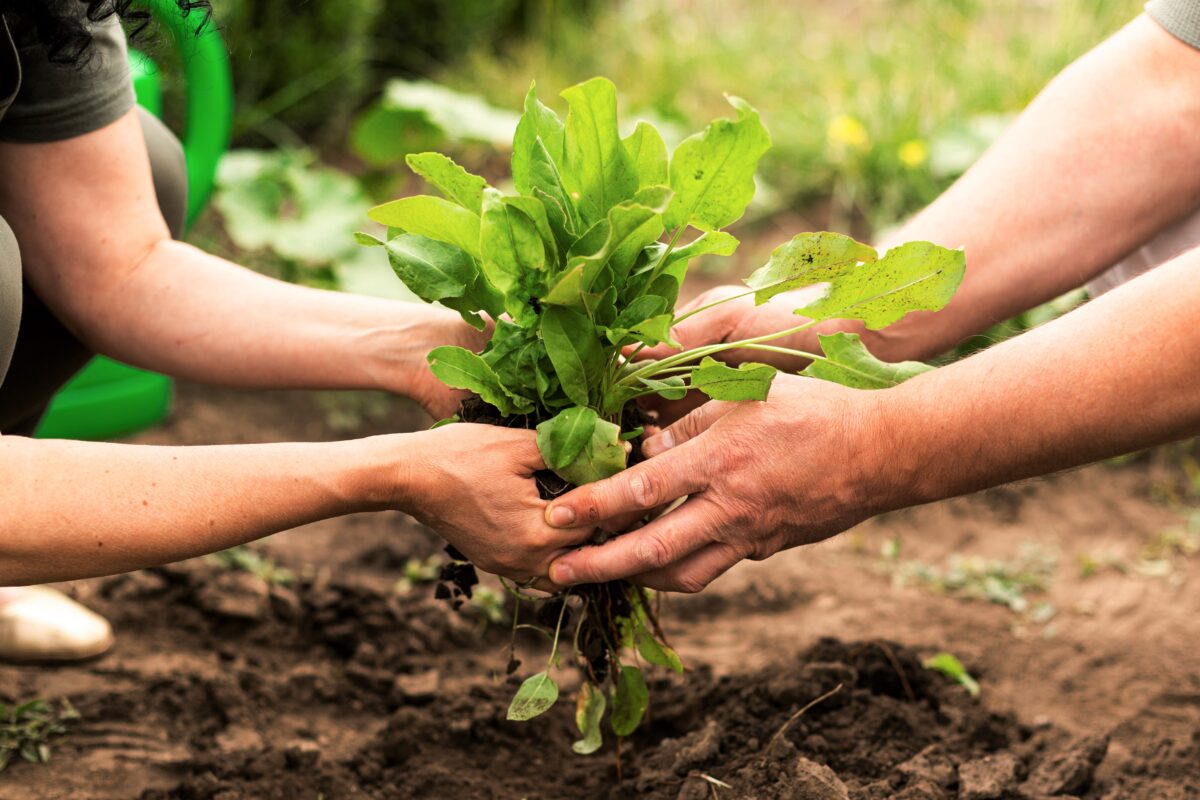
[844,15,1200,362]
[874,244,1200,510]
[0,434,404,585]
[75,239,456,394]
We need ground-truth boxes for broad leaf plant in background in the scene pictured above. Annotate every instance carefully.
[359,77,965,753]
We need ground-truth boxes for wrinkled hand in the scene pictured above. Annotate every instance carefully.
[636,286,826,424]
[396,424,587,581]
[542,375,890,592]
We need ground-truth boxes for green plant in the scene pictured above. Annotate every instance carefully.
[359,76,964,750]
[923,652,981,698]
[0,699,80,772]
[207,545,295,585]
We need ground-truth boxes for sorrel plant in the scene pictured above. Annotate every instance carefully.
[359,77,964,752]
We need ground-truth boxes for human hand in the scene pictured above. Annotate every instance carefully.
[400,308,491,420]
[390,424,587,581]
[635,286,828,424]
[542,375,894,592]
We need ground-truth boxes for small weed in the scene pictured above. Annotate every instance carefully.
[207,545,295,585]
[883,540,1057,615]
[393,554,445,594]
[923,652,980,698]
[0,699,80,773]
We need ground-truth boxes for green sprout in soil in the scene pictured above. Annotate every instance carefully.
[923,652,981,698]
[0,699,80,773]
[207,545,295,585]
[360,76,965,751]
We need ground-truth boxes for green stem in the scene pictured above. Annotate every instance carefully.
[671,286,760,326]
[546,590,572,669]
[620,318,823,385]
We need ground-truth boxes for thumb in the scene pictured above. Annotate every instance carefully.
[642,400,735,457]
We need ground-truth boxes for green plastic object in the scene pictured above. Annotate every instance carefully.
[34,2,232,441]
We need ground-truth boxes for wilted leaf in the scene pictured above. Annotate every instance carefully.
[802,332,933,389]
[507,670,560,721]
[573,682,607,755]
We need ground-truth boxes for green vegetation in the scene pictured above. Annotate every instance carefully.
[923,651,981,697]
[360,75,962,750]
[207,545,295,585]
[0,699,80,772]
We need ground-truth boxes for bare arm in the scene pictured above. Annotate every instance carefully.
[0,425,578,586]
[0,111,481,417]
[540,244,1200,590]
[658,14,1200,373]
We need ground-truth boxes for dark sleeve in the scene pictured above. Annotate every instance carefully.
[0,16,135,143]
[1147,0,1200,49]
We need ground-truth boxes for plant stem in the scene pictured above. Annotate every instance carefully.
[546,590,572,669]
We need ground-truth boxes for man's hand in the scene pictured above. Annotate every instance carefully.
[542,376,888,592]
[637,287,832,424]
[396,424,588,581]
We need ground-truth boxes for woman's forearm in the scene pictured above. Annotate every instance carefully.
[874,244,1200,510]
[859,14,1200,361]
[0,434,404,585]
[80,239,468,395]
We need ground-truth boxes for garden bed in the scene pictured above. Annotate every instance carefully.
[2,383,1197,799]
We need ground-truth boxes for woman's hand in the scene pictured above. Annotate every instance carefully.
[388,424,590,581]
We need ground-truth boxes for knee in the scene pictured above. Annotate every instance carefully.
[0,217,21,383]
[137,107,189,240]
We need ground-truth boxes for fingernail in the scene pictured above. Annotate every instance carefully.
[551,562,575,584]
[644,428,674,457]
[547,505,576,527]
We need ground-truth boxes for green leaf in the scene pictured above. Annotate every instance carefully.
[561,77,639,227]
[802,333,934,389]
[554,418,628,486]
[541,307,604,407]
[382,234,476,304]
[689,357,777,401]
[664,96,771,232]
[623,121,669,190]
[637,374,688,400]
[536,406,600,471]
[572,683,607,755]
[664,231,741,274]
[507,670,560,721]
[632,315,678,347]
[481,321,549,404]
[543,262,587,309]
[635,629,684,674]
[368,195,481,259]
[480,188,547,323]
[610,666,649,736]
[431,415,459,429]
[513,82,566,192]
[745,232,878,304]
[923,652,981,698]
[427,346,531,416]
[611,295,668,331]
[796,241,967,329]
[405,152,487,215]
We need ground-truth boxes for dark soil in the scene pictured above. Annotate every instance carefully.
[2,383,1197,799]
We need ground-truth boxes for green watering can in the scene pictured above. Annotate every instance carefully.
[34,1,232,440]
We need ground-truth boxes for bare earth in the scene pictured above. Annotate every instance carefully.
[2,383,1197,799]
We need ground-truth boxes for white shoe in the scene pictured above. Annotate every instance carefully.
[0,587,114,662]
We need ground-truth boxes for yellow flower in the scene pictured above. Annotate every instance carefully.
[827,114,869,151]
[898,139,929,169]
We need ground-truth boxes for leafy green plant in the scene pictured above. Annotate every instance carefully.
[923,652,981,698]
[359,76,964,750]
[0,699,80,772]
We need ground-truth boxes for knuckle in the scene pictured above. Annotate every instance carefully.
[634,530,676,570]
[672,572,710,594]
[626,468,665,509]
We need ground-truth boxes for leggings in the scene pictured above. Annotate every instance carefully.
[0,108,187,435]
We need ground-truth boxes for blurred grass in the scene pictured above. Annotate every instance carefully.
[436,0,1143,231]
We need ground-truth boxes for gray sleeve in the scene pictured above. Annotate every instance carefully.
[0,16,135,143]
[1147,0,1200,49]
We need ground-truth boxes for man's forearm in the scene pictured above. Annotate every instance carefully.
[854,15,1200,362]
[78,239,463,395]
[873,244,1200,511]
[0,434,403,585]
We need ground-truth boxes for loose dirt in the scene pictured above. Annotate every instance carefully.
[2,383,1196,799]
